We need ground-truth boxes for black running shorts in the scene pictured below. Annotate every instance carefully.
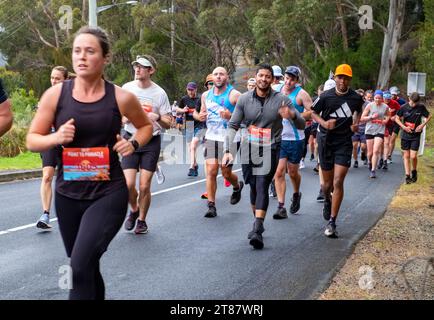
[121,135,161,172]
[317,134,352,170]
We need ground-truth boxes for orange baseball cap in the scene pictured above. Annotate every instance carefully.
[205,74,213,85]
[335,64,353,78]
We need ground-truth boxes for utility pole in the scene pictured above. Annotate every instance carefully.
[89,0,98,27]
[170,0,175,64]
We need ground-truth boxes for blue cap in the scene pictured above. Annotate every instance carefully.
[285,66,301,79]
[383,91,392,99]
[374,90,383,97]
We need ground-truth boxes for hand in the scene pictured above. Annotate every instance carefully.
[323,119,336,130]
[403,126,413,133]
[222,152,233,167]
[183,107,189,113]
[351,124,359,133]
[279,106,295,120]
[219,108,232,120]
[198,110,207,122]
[371,113,378,120]
[113,134,135,157]
[415,124,424,133]
[56,118,75,144]
[147,112,160,122]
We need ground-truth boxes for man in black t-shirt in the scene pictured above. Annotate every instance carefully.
[395,92,431,184]
[0,79,13,138]
[311,64,363,238]
[177,82,205,176]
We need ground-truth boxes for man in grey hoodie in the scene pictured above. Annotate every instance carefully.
[222,63,305,250]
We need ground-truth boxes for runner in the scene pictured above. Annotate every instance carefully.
[361,90,390,178]
[199,74,213,200]
[311,64,363,238]
[197,67,243,217]
[273,66,313,218]
[388,86,406,162]
[122,54,173,234]
[271,65,283,89]
[395,92,431,183]
[26,26,153,299]
[247,78,256,91]
[351,89,372,168]
[381,90,401,170]
[177,82,204,177]
[0,78,12,138]
[36,66,69,229]
[223,63,305,249]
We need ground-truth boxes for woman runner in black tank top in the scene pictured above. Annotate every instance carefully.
[26,27,153,300]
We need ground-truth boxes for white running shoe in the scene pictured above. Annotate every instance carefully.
[155,165,165,184]
[299,159,305,169]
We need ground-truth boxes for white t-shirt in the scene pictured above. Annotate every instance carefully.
[122,80,171,136]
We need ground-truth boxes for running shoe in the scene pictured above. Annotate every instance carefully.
[388,155,392,163]
[249,232,264,250]
[406,175,412,184]
[193,165,199,177]
[324,220,338,238]
[377,159,383,170]
[363,159,368,166]
[124,210,139,231]
[201,192,208,200]
[316,189,325,202]
[155,165,165,184]
[134,220,148,234]
[313,164,319,173]
[273,207,288,220]
[187,167,195,176]
[204,204,217,218]
[310,153,315,161]
[370,170,376,179]
[353,160,359,168]
[36,213,52,229]
[323,197,332,221]
[361,152,367,162]
[411,170,417,183]
[382,160,388,170]
[247,220,265,239]
[290,192,302,215]
[299,159,305,169]
[230,181,244,205]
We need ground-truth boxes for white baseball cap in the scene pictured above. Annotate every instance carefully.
[272,65,283,77]
[324,79,336,91]
[132,56,153,68]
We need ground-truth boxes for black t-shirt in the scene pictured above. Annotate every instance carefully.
[312,88,363,139]
[0,79,8,104]
[179,94,204,129]
[397,103,430,140]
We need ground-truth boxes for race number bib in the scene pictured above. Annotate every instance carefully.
[63,147,110,181]
[405,122,415,130]
[248,125,271,145]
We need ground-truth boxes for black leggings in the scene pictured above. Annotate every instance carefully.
[55,186,128,300]
[302,126,311,158]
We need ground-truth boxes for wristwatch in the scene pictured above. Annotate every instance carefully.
[129,139,139,151]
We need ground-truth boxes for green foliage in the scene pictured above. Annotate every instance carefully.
[0,68,25,93]
[0,151,41,169]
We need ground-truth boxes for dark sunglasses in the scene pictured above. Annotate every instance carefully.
[206,82,214,86]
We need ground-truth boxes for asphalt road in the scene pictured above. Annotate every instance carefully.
[0,138,404,300]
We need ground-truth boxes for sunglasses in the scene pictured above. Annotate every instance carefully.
[207,82,214,86]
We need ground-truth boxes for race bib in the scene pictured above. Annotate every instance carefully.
[248,125,271,145]
[405,122,415,130]
[371,119,384,125]
[63,147,110,181]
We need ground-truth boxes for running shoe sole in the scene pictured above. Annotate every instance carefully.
[249,234,264,250]
[36,221,52,229]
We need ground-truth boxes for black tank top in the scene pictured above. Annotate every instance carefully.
[54,79,126,200]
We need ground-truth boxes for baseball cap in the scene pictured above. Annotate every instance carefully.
[205,74,213,85]
[285,66,301,79]
[247,78,256,85]
[389,86,399,95]
[324,79,336,91]
[374,89,383,97]
[335,64,352,77]
[132,56,154,68]
[187,82,197,90]
[272,65,283,77]
[383,91,392,99]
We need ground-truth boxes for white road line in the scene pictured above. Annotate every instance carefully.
[0,169,242,236]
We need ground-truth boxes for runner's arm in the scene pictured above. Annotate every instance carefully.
[224,95,245,152]
[280,97,305,129]
[26,85,63,152]
[0,99,12,138]
[360,104,372,122]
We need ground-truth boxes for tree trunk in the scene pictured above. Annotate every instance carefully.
[82,0,87,23]
[377,0,406,88]
[336,0,349,51]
